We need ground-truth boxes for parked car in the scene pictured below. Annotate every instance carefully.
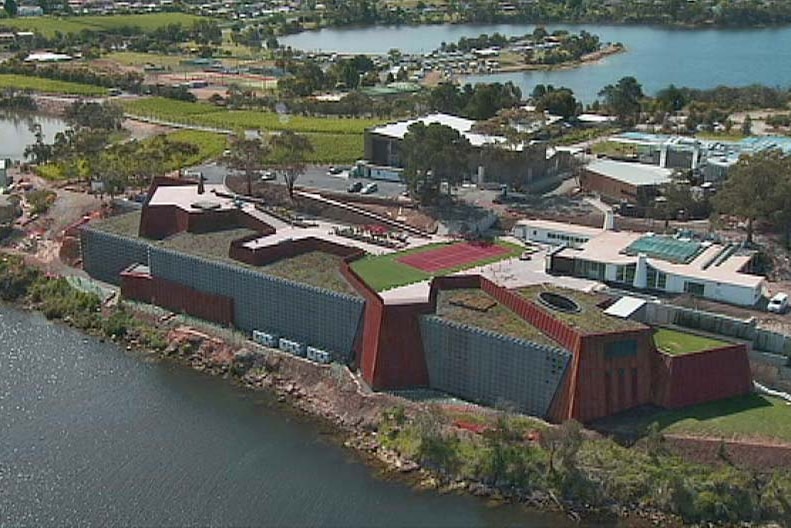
[328,166,343,175]
[259,170,276,181]
[347,181,363,193]
[361,182,378,195]
[768,292,789,314]
[519,251,532,261]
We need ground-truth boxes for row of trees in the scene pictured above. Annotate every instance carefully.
[223,130,314,198]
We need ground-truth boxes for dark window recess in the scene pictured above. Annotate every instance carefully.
[605,339,638,358]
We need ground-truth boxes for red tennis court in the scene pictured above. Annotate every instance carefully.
[397,242,510,273]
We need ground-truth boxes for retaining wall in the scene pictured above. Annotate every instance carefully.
[80,228,150,285]
[420,315,571,418]
[121,268,235,326]
[149,247,365,361]
[653,344,753,409]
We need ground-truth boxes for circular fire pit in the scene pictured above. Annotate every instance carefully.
[538,291,582,314]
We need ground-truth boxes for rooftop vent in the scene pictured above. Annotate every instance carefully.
[191,201,221,211]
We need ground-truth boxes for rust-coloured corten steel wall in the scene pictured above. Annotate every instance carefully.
[120,268,235,326]
[653,344,752,409]
[340,259,432,388]
[139,205,275,240]
[232,237,364,267]
[560,330,657,423]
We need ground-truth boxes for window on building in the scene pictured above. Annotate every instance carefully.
[684,281,705,296]
[646,265,667,290]
[605,339,638,359]
[616,264,636,284]
[574,259,605,280]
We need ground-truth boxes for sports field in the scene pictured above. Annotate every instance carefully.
[397,242,510,272]
[351,240,523,292]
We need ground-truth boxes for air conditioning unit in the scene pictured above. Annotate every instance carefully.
[306,346,331,364]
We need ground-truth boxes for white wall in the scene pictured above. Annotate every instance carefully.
[512,224,593,248]
[664,272,762,307]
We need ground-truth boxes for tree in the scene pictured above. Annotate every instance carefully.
[4,0,17,17]
[24,123,52,165]
[222,132,270,196]
[535,87,579,119]
[269,131,314,200]
[713,150,791,244]
[539,420,583,475]
[599,76,644,124]
[65,101,124,131]
[400,122,471,204]
[741,114,753,136]
[655,84,687,113]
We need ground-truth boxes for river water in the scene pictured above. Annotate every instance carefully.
[0,306,578,527]
[0,113,68,162]
[280,24,791,102]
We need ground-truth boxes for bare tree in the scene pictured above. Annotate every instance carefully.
[269,131,314,200]
[222,132,270,196]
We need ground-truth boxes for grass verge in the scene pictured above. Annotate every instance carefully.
[653,327,729,356]
[0,74,109,96]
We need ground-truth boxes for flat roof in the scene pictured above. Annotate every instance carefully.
[586,159,673,187]
[368,112,519,149]
[148,184,235,212]
[624,235,704,264]
[557,230,765,289]
[515,218,603,238]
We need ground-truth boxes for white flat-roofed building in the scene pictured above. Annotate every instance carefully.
[512,218,603,248]
[547,228,766,306]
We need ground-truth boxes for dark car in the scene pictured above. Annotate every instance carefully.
[347,181,363,193]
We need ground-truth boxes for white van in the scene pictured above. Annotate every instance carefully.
[768,292,789,314]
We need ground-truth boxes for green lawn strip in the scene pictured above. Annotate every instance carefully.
[1,13,207,37]
[653,327,729,356]
[351,240,523,292]
[122,97,378,134]
[101,51,188,68]
[0,74,108,96]
[163,129,227,166]
[121,97,225,118]
[660,395,791,443]
[302,133,363,163]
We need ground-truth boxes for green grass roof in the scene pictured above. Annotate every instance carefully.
[653,327,730,356]
[436,289,555,346]
[518,284,645,334]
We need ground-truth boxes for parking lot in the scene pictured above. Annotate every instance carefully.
[187,162,407,198]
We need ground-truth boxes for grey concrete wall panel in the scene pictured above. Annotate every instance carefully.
[148,247,364,360]
[79,228,149,285]
[420,316,571,418]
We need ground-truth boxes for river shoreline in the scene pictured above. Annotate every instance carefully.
[0,248,678,526]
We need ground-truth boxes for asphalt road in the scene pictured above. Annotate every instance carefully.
[188,162,407,198]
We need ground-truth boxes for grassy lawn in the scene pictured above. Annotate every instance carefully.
[436,289,555,345]
[101,51,188,68]
[661,395,791,442]
[122,97,379,134]
[0,74,108,96]
[598,394,791,444]
[591,140,637,158]
[162,129,228,166]
[519,284,644,333]
[262,251,357,295]
[653,327,729,356]
[351,240,523,292]
[1,13,206,37]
